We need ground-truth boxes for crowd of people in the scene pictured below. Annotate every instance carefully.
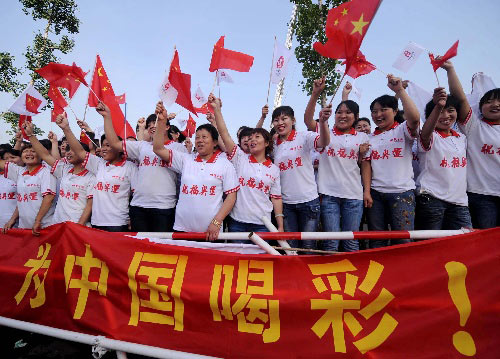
[0,60,498,253]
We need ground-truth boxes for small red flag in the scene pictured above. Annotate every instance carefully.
[168,50,198,116]
[181,115,197,138]
[80,130,91,146]
[209,36,254,72]
[429,40,459,72]
[341,51,376,78]
[48,85,68,109]
[51,104,66,123]
[25,94,42,114]
[36,62,87,98]
[18,115,32,140]
[115,93,126,104]
[194,102,214,115]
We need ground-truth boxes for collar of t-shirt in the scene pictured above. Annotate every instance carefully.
[276,129,297,145]
[373,121,399,136]
[333,127,356,136]
[482,117,500,126]
[68,167,90,176]
[22,164,44,176]
[106,158,127,167]
[435,128,460,138]
[195,150,222,163]
[249,155,273,168]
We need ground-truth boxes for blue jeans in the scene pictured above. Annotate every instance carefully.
[367,189,415,248]
[320,195,363,252]
[416,194,472,230]
[467,192,500,229]
[283,197,320,251]
[228,217,269,244]
[130,206,175,232]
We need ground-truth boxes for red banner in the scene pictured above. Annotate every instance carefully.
[0,222,498,358]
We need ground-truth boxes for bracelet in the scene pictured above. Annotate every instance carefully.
[211,218,222,228]
[275,213,284,218]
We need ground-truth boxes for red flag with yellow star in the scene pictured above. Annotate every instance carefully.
[209,36,254,72]
[168,50,198,116]
[25,94,42,114]
[181,115,196,138]
[315,0,382,67]
[48,85,68,109]
[36,62,87,98]
[341,51,376,78]
[87,55,135,139]
[115,93,126,104]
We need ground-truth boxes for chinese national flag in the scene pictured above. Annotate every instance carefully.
[87,55,136,139]
[18,115,32,140]
[341,51,376,78]
[181,115,196,137]
[168,50,198,116]
[429,40,459,72]
[209,36,254,72]
[36,62,87,98]
[314,0,382,69]
[25,94,42,114]
[48,85,68,109]
[51,106,66,122]
[194,102,214,115]
[80,130,91,146]
[115,93,126,104]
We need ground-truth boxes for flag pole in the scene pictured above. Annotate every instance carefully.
[266,36,276,105]
[210,71,218,94]
[328,73,346,105]
[434,71,440,87]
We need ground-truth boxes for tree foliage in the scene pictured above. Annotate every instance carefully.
[290,0,347,104]
[0,0,80,141]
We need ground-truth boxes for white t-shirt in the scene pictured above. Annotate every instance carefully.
[458,109,500,197]
[167,149,239,232]
[416,129,468,206]
[124,140,187,209]
[227,146,281,225]
[82,154,137,226]
[50,155,95,224]
[0,172,17,227]
[318,127,369,200]
[272,130,321,204]
[367,121,416,193]
[4,162,56,229]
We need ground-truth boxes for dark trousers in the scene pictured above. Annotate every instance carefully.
[92,225,129,232]
[129,206,175,232]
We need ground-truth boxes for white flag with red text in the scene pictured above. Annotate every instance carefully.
[9,85,48,116]
[392,42,425,73]
[192,85,207,107]
[158,71,178,106]
[216,70,234,85]
[271,39,293,84]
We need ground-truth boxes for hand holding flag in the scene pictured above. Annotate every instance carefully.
[428,40,459,72]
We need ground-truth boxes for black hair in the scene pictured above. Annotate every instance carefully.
[271,105,294,121]
[66,142,90,153]
[169,125,186,143]
[100,134,123,144]
[237,126,251,137]
[39,139,52,151]
[249,128,273,158]
[1,148,21,160]
[335,100,360,119]
[21,143,33,154]
[196,124,219,142]
[424,95,461,119]
[269,127,276,138]
[238,127,254,144]
[354,117,371,128]
[479,88,500,117]
[145,114,157,129]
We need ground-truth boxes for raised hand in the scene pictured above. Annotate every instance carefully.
[48,131,58,143]
[312,76,326,95]
[387,74,404,93]
[155,101,168,122]
[206,112,215,124]
[137,117,146,130]
[207,93,222,111]
[96,101,111,118]
[319,104,333,123]
[439,59,454,71]
[262,105,269,118]
[432,87,447,107]
[55,113,69,129]
[23,120,34,137]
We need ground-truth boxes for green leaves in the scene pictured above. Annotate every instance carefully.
[0,52,24,95]
[20,0,80,35]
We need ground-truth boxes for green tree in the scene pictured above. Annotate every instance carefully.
[0,0,80,141]
[290,0,347,105]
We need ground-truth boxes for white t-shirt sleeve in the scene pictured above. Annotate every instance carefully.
[457,108,475,135]
[82,153,102,175]
[41,168,57,196]
[226,145,245,168]
[4,162,21,182]
[304,130,321,152]
[223,161,240,194]
[124,140,141,160]
[50,158,68,179]
[269,172,282,199]
[402,120,418,140]
[168,149,188,174]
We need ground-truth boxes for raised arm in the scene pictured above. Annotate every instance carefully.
[342,81,352,102]
[13,131,23,151]
[136,117,146,141]
[387,74,420,135]
[23,122,57,167]
[152,102,171,163]
[256,105,269,129]
[98,101,122,152]
[47,131,61,160]
[316,105,332,149]
[56,114,87,161]
[441,60,470,124]
[304,76,326,131]
[208,93,236,155]
[420,88,447,149]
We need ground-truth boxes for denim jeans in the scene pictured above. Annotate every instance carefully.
[367,189,415,248]
[416,194,472,230]
[228,217,269,244]
[129,206,175,232]
[320,195,363,252]
[283,197,320,251]
[467,192,500,229]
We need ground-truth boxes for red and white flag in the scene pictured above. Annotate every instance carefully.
[158,74,178,106]
[216,70,234,85]
[270,39,293,84]
[9,85,48,116]
[392,42,425,73]
[192,85,207,108]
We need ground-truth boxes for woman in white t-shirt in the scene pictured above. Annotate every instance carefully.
[23,120,94,226]
[57,108,137,232]
[365,75,420,248]
[208,94,284,236]
[271,104,331,251]
[0,143,56,236]
[153,102,239,241]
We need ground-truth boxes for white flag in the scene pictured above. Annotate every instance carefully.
[392,42,425,73]
[270,39,293,84]
[351,82,362,101]
[176,117,188,130]
[192,85,207,107]
[9,84,48,116]
[407,81,432,123]
[158,72,178,106]
[217,70,234,85]
[469,72,497,119]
